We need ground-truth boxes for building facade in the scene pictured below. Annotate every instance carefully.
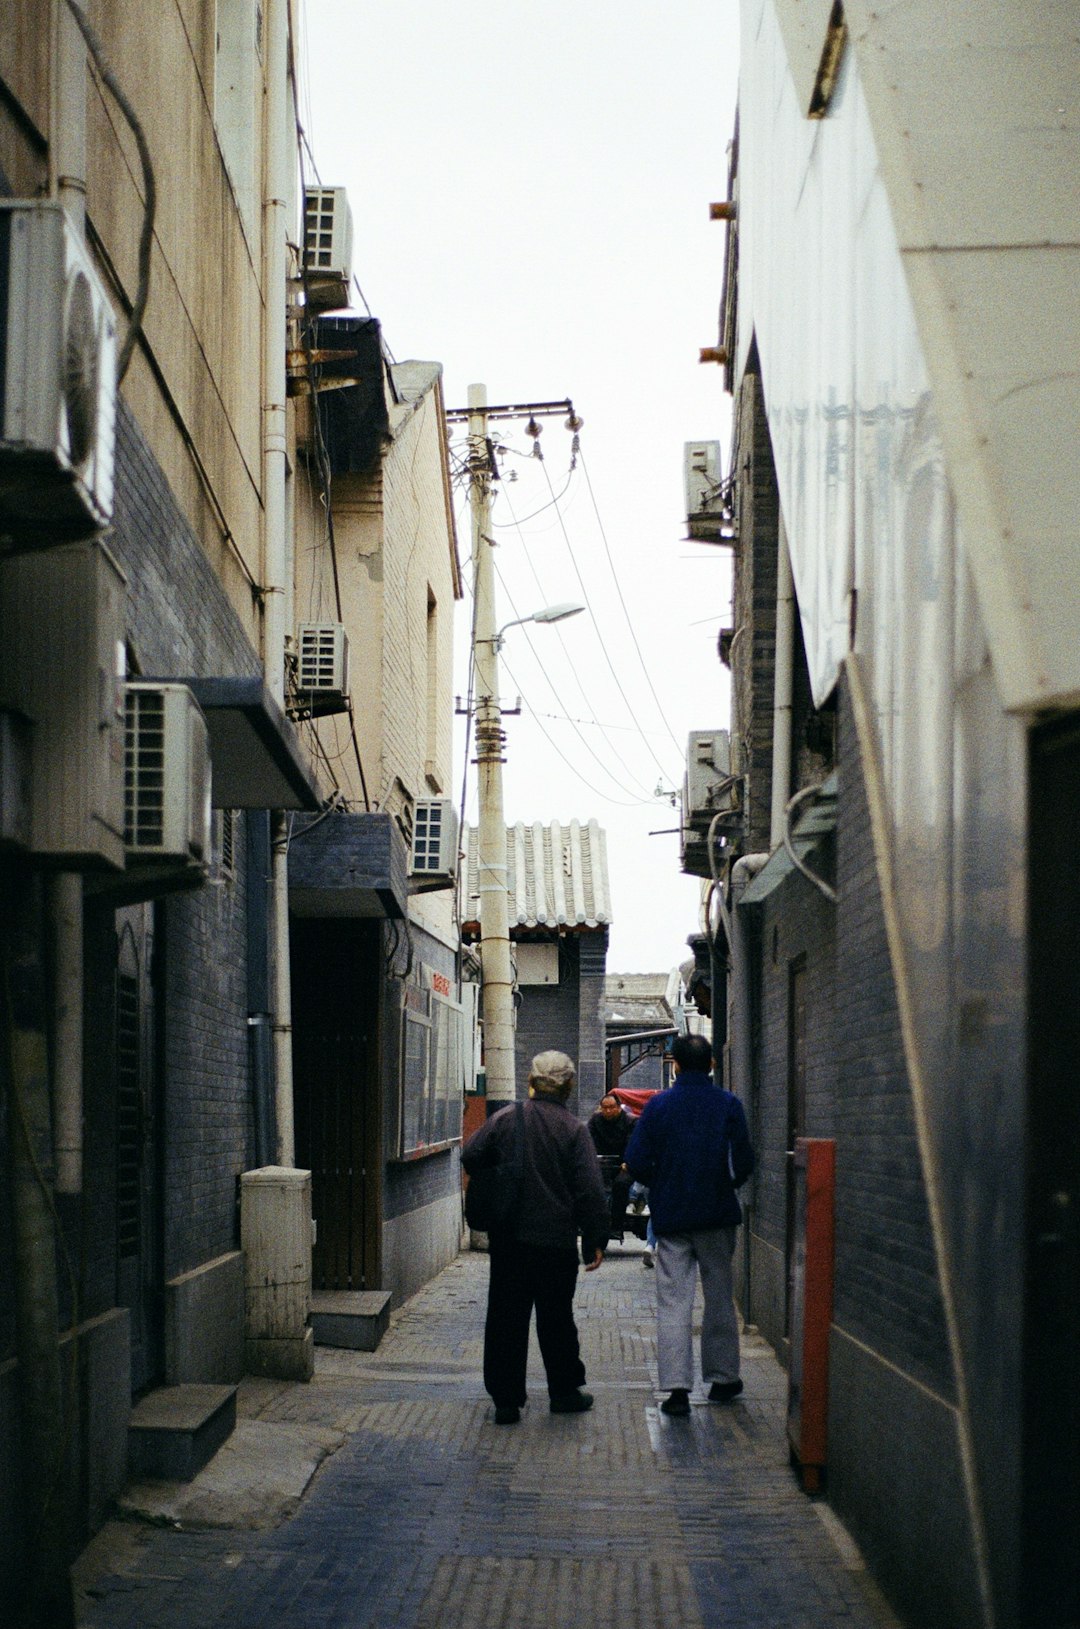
[689,7,1080,1628]
[0,4,466,1614]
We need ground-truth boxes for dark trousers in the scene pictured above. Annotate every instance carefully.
[484,1240,586,1407]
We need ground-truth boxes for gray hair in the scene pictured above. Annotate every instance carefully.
[528,1050,576,1098]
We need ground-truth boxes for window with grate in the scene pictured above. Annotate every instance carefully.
[116,972,141,1259]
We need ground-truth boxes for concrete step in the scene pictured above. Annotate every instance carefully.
[310,1290,392,1352]
[128,1383,237,1482]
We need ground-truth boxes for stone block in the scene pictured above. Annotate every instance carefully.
[244,1326,315,1382]
[165,1252,244,1384]
[310,1291,391,1352]
[128,1383,237,1483]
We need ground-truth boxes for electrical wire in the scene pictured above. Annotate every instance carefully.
[496,487,659,799]
[577,446,687,761]
[498,653,648,808]
[491,558,657,805]
[65,0,155,384]
[536,456,681,787]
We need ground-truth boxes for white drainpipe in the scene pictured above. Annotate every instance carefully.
[262,0,295,1165]
[770,516,795,851]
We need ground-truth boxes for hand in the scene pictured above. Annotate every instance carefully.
[585,1249,603,1272]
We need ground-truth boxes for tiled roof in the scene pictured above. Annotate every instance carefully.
[461,819,612,932]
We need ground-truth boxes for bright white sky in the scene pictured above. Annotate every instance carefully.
[301,0,740,972]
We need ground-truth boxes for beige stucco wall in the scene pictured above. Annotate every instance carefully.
[293,370,461,941]
[1,1,276,655]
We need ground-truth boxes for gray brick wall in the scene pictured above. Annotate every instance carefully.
[833,681,953,1400]
[746,677,952,1397]
[109,400,261,1279]
[732,371,779,853]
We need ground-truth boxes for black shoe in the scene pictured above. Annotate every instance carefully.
[549,1390,593,1414]
[660,1389,691,1416]
[708,1379,744,1403]
[494,1404,521,1424]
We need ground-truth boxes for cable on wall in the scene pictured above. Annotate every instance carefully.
[65,0,155,384]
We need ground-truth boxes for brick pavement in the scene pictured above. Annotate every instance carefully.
[75,1241,902,1629]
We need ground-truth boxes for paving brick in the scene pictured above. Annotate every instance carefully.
[75,1247,903,1629]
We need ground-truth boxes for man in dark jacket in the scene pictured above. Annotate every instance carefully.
[462,1050,609,1425]
[587,1093,634,1235]
[625,1032,754,1416]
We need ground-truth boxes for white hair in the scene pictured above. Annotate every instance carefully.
[528,1050,576,1097]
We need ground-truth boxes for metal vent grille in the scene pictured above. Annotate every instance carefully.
[125,688,165,851]
[412,801,445,874]
[116,971,141,1259]
[297,623,346,692]
[304,188,340,272]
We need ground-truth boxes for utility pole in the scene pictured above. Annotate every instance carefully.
[452,388,583,1115]
[466,385,516,1112]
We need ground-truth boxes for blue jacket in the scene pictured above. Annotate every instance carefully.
[625,1071,754,1234]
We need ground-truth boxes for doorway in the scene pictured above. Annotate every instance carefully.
[1024,716,1080,1626]
[291,919,381,1291]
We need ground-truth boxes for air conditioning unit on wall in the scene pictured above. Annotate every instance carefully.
[303,187,353,311]
[0,200,118,540]
[409,798,460,892]
[125,683,212,868]
[680,729,740,879]
[295,622,350,715]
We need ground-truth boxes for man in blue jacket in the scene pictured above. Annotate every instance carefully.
[625,1032,754,1416]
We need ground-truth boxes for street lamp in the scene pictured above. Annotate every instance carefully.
[488,601,585,652]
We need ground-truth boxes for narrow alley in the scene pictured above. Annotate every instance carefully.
[74,1243,900,1629]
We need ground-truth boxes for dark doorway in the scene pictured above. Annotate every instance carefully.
[112,902,165,1396]
[291,919,381,1291]
[1025,717,1080,1626]
[785,955,807,1338]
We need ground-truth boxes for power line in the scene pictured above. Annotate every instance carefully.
[491,559,659,806]
[536,457,682,786]
[577,446,687,761]
[497,486,659,800]
[499,654,649,810]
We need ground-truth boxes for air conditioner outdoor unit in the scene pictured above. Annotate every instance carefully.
[125,683,212,867]
[296,622,350,715]
[682,729,738,833]
[409,798,460,890]
[0,200,117,541]
[684,441,731,543]
[303,187,353,311]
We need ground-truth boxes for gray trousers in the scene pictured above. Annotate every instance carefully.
[655,1227,740,1391]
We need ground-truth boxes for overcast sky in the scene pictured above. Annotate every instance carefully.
[301,0,740,972]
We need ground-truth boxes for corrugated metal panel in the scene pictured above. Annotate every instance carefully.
[460,819,612,931]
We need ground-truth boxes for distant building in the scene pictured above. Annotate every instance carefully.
[461,820,611,1115]
[603,971,679,1095]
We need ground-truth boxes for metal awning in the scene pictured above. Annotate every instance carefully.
[739,774,838,905]
[288,811,408,920]
[177,676,321,811]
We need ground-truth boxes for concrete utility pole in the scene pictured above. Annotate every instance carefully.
[454,388,584,1115]
[467,386,516,1111]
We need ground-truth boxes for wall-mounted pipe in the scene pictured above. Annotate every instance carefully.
[262,0,295,1165]
[770,516,795,851]
[48,875,83,1194]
